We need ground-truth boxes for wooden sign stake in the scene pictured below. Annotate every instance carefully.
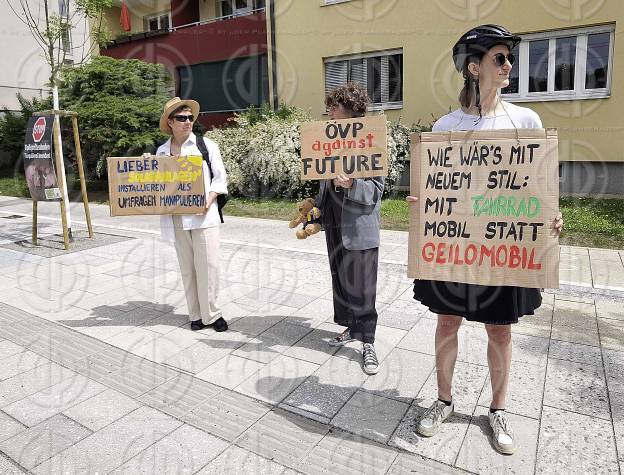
[32,200,38,245]
[52,117,70,250]
[71,116,93,238]
[30,110,94,250]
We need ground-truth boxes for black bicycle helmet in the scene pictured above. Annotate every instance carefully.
[452,24,522,72]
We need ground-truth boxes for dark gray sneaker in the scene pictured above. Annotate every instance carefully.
[362,343,379,375]
[328,328,355,347]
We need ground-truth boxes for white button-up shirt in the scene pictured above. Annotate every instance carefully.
[156,134,228,242]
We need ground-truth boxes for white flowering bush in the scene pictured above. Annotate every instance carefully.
[207,105,431,198]
[206,105,315,199]
[385,119,433,195]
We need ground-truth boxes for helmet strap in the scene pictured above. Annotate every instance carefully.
[474,77,482,120]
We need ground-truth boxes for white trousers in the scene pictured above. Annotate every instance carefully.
[173,218,221,324]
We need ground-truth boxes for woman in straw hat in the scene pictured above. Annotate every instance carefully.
[155,97,228,332]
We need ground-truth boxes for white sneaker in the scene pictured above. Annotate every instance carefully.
[416,400,454,437]
[489,410,516,455]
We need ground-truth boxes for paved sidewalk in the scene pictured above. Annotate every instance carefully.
[1,196,624,294]
[0,196,623,474]
[0,304,447,474]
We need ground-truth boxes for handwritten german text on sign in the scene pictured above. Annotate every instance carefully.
[300,115,388,180]
[23,115,62,201]
[107,155,206,216]
[407,129,560,289]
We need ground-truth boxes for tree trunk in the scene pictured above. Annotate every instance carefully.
[45,0,72,229]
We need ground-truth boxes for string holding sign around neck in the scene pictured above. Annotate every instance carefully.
[500,99,521,146]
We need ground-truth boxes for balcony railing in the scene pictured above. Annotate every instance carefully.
[107,7,265,45]
[173,7,265,31]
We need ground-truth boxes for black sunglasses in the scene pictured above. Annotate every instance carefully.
[491,52,515,67]
[173,114,194,122]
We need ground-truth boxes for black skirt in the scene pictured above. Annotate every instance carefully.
[413,280,542,325]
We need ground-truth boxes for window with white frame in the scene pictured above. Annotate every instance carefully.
[60,28,72,53]
[502,25,614,101]
[58,0,71,54]
[145,12,171,32]
[217,0,264,17]
[58,0,69,17]
[324,50,403,109]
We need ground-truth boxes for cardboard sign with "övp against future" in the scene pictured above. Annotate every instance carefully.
[300,115,388,180]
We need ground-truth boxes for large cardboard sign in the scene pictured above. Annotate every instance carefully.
[23,115,62,201]
[408,129,560,289]
[107,155,206,216]
[300,115,388,180]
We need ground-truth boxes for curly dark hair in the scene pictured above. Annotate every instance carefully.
[325,82,371,117]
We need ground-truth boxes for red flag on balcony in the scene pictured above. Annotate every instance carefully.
[120,0,131,32]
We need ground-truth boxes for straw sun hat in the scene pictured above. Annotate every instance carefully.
[159,97,200,134]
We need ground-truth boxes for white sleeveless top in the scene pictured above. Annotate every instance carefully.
[432,102,542,132]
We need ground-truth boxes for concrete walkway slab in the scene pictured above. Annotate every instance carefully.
[0,197,622,473]
[536,406,619,474]
[32,407,182,474]
[544,358,610,420]
[62,389,142,431]
[456,406,539,475]
[235,409,328,470]
[109,424,229,475]
[0,412,26,443]
[0,414,92,470]
[331,390,410,444]
[299,430,398,475]
[197,445,286,474]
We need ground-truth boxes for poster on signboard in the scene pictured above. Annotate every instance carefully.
[407,128,560,289]
[23,115,62,201]
[106,155,206,216]
[300,115,388,180]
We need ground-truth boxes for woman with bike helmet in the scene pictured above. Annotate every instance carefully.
[407,25,563,455]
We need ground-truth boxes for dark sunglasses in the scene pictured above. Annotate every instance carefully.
[491,52,515,67]
[172,114,194,122]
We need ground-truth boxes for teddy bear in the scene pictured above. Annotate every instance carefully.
[288,198,322,239]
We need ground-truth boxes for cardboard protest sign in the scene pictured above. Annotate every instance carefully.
[408,129,560,289]
[107,155,206,216]
[300,115,388,180]
[23,115,62,201]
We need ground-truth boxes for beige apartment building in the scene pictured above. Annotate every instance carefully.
[0,0,91,112]
[271,0,623,195]
[98,1,623,195]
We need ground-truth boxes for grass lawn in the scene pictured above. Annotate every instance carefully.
[559,197,624,249]
[1,170,623,249]
[226,195,624,249]
[224,197,411,230]
[0,171,30,198]
[224,198,409,231]
[0,169,108,201]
